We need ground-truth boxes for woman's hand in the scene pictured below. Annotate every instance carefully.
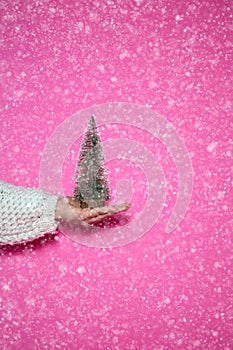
[55,196,131,227]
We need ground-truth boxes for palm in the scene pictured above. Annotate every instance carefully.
[66,197,130,225]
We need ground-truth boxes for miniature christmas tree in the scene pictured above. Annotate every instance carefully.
[73,115,110,208]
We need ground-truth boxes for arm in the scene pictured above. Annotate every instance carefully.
[0,180,59,245]
[0,180,130,245]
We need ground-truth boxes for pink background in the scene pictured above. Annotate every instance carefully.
[0,0,232,349]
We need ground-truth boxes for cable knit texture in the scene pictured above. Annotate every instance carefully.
[0,180,59,245]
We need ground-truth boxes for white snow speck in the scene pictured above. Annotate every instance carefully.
[207,141,217,152]
[169,332,175,340]
[212,330,219,337]
[75,22,84,32]
[217,191,225,199]
[149,81,157,88]
[193,340,201,347]
[134,0,144,5]
[175,15,183,21]
[214,261,222,268]
[49,8,56,14]
[164,297,171,304]
[77,266,86,274]
[110,76,118,82]
[3,284,10,291]
[97,65,105,73]
[119,50,130,60]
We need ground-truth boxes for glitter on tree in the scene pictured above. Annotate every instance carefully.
[73,115,110,208]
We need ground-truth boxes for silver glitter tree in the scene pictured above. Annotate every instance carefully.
[73,115,110,208]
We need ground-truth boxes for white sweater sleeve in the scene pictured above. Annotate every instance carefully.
[0,180,60,245]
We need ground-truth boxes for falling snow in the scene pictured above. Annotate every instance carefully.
[0,0,232,349]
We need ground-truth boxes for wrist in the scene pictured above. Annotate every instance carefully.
[55,197,69,222]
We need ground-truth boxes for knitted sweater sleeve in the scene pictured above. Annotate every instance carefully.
[0,180,60,245]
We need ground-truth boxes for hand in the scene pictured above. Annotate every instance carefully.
[55,196,131,227]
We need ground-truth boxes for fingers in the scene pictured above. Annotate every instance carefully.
[78,203,130,218]
[72,207,104,221]
[70,200,131,224]
[84,203,131,224]
[95,203,131,215]
[85,213,113,224]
